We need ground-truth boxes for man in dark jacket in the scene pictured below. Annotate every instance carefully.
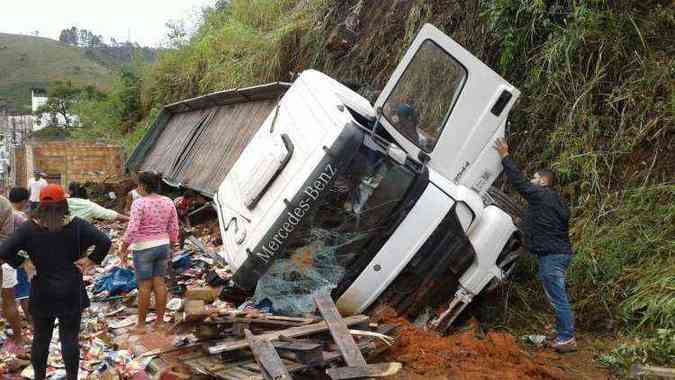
[494,138,576,353]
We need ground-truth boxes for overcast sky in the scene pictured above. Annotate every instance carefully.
[0,0,216,47]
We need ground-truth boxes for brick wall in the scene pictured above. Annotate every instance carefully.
[13,146,27,188]
[27,141,123,186]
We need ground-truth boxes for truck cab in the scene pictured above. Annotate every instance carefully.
[214,24,522,328]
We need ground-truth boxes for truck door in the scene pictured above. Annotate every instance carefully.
[374,24,520,192]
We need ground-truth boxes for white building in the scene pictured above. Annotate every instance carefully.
[31,88,50,131]
[31,88,48,113]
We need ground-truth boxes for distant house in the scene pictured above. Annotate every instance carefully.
[31,88,48,113]
[31,88,49,131]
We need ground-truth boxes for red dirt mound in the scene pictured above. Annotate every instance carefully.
[379,310,570,380]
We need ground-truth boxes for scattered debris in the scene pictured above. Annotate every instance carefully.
[522,335,548,346]
[0,220,399,379]
[0,212,591,379]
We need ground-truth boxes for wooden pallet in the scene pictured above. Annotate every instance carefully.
[181,343,377,379]
[177,295,400,379]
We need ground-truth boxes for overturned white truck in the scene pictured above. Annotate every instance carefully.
[214,24,523,330]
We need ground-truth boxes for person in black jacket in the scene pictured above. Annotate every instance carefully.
[494,138,576,353]
[0,184,112,380]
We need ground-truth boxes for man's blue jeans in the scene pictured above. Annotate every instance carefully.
[538,254,575,340]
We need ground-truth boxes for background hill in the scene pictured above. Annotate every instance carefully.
[0,33,114,113]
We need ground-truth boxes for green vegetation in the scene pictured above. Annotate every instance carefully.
[74,0,325,152]
[479,0,673,371]
[58,26,158,69]
[35,80,104,130]
[599,329,675,371]
[0,33,114,113]
[481,0,673,315]
[140,0,319,108]
[73,64,143,141]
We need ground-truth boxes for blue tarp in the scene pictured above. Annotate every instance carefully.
[94,267,137,296]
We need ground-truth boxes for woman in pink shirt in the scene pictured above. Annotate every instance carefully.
[119,172,178,334]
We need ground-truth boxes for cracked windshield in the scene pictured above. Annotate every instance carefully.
[253,136,418,315]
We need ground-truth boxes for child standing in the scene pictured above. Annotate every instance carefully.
[8,187,32,323]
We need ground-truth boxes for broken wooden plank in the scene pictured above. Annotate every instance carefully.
[367,325,400,359]
[326,363,403,379]
[210,316,308,328]
[245,329,292,380]
[315,294,368,368]
[272,340,322,352]
[227,366,260,379]
[231,321,250,337]
[264,315,318,324]
[208,314,370,354]
[275,341,325,366]
[278,334,323,346]
[184,341,379,380]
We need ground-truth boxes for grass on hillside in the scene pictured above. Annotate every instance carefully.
[0,33,113,113]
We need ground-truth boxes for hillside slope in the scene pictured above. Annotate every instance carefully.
[139,0,674,334]
[0,33,113,113]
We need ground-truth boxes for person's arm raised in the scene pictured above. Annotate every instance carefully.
[494,138,541,201]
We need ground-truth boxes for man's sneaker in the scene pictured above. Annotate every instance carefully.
[551,337,577,353]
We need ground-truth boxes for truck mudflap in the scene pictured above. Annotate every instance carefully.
[232,124,364,291]
[371,204,476,318]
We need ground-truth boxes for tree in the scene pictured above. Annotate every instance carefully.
[72,62,144,140]
[34,81,100,129]
[78,29,102,48]
[214,0,231,11]
[59,27,104,48]
[59,27,79,45]
[165,20,188,48]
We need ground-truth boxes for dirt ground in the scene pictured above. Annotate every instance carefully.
[378,311,615,380]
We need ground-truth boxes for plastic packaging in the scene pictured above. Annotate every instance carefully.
[94,267,137,296]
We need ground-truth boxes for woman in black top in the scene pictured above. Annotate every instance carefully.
[0,184,112,380]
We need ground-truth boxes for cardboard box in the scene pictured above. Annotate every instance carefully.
[184,287,218,303]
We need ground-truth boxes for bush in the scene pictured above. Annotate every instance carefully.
[599,329,675,374]
[479,0,674,335]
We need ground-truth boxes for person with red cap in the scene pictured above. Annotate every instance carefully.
[0,184,112,380]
